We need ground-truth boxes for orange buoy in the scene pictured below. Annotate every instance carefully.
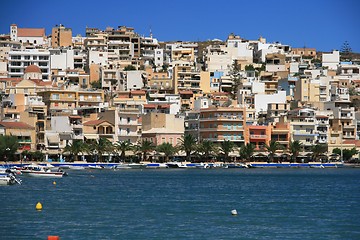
[48,236,60,240]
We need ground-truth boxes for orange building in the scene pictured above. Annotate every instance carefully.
[244,125,271,150]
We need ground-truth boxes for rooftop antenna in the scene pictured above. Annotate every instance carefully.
[150,26,153,38]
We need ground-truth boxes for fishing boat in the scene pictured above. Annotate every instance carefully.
[21,164,67,178]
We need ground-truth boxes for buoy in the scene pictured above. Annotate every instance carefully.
[36,202,43,211]
[48,236,60,240]
[231,209,237,215]
[53,181,56,185]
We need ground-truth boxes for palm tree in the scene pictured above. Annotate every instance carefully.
[265,141,282,163]
[289,140,303,163]
[178,134,197,161]
[156,143,177,162]
[311,144,328,162]
[197,140,217,161]
[136,140,155,162]
[219,140,235,162]
[86,138,113,162]
[239,143,255,162]
[63,140,86,161]
[115,141,133,162]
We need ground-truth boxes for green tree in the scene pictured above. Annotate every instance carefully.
[0,135,19,161]
[86,138,113,162]
[115,141,133,162]
[333,147,358,162]
[156,143,177,162]
[311,144,328,162]
[124,65,136,71]
[90,80,102,89]
[136,140,155,162]
[289,140,303,162]
[265,141,282,162]
[63,140,87,161]
[197,140,217,161]
[239,144,255,162]
[178,134,197,161]
[340,41,352,61]
[219,140,235,162]
[229,60,242,100]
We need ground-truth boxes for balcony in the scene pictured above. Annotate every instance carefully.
[250,135,267,139]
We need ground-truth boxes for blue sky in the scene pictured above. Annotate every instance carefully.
[1,0,359,52]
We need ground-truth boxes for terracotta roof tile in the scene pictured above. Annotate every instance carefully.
[17,28,45,37]
[83,119,111,126]
[0,121,34,129]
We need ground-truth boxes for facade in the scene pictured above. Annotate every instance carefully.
[199,106,246,146]
[51,24,72,48]
[8,49,50,80]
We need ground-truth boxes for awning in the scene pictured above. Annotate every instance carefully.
[47,135,59,144]
[59,133,72,140]
[84,135,98,140]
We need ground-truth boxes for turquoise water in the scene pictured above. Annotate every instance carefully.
[1,168,360,240]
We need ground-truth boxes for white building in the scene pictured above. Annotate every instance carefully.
[126,71,145,90]
[10,24,46,46]
[254,91,286,117]
[8,49,50,80]
[50,48,74,70]
[322,50,340,70]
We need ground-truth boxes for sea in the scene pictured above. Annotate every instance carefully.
[1,168,360,240]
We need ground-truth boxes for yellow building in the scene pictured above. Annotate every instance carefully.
[199,106,246,146]
[51,24,72,48]
[0,121,36,153]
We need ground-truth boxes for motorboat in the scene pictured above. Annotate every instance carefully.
[127,163,147,169]
[166,162,188,168]
[0,172,22,185]
[111,164,132,170]
[146,163,168,169]
[88,165,105,170]
[21,164,67,178]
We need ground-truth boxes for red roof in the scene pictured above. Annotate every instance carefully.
[24,65,41,73]
[131,90,146,95]
[17,28,45,37]
[69,116,82,119]
[144,104,170,109]
[29,79,53,86]
[0,121,34,129]
[83,119,112,126]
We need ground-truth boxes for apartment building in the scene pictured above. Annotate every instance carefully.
[244,125,272,150]
[199,106,246,146]
[51,24,72,48]
[141,112,184,147]
[8,49,50,80]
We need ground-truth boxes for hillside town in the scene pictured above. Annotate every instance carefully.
[0,23,359,163]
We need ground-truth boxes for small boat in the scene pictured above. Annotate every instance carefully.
[127,163,147,169]
[111,164,132,170]
[88,165,105,170]
[166,162,188,168]
[67,165,86,170]
[21,164,67,178]
[0,172,22,185]
[146,163,168,169]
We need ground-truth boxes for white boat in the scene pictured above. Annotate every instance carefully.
[127,163,147,169]
[88,165,105,170]
[67,165,86,170]
[21,165,67,178]
[0,172,22,185]
[111,164,132,170]
[166,162,188,168]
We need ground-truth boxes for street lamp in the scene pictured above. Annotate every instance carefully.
[5,147,10,162]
